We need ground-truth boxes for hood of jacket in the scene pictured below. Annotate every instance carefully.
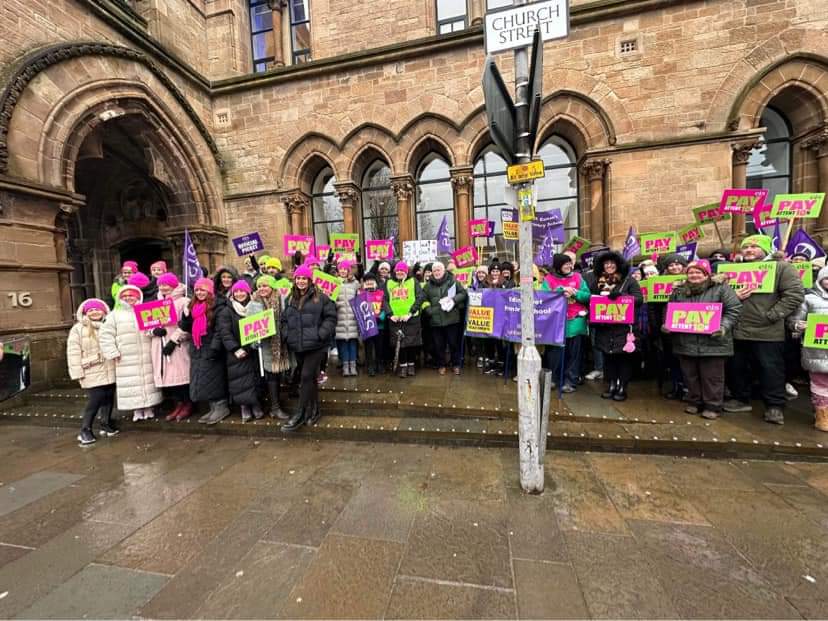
[75,298,111,322]
[594,250,629,280]
[428,271,455,288]
[114,285,144,309]
[813,265,828,298]
[213,265,240,293]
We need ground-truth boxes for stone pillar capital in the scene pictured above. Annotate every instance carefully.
[731,141,761,165]
[280,189,310,216]
[450,167,474,195]
[266,0,285,11]
[580,159,610,182]
[802,125,828,158]
[390,175,415,202]
[333,181,360,206]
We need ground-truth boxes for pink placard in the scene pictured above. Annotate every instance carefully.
[451,245,479,268]
[469,219,489,238]
[316,244,330,261]
[665,302,722,334]
[365,239,393,260]
[752,200,776,231]
[720,188,767,215]
[589,295,635,324]
[283,234,315,257]
[134,298,178,331]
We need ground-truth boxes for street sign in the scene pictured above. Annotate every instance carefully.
[507,159,545,184]
[518,187,535,221]
[527,28,544,154]
[485,0,569,54]
[482,56,517,164]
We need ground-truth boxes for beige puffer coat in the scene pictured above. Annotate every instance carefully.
[151,284,192,387]
[99,286,163,410]
[66,300,116,389]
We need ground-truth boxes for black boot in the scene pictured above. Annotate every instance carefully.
[267,377,289,420]
[613,382,628,401]
[601,380,618,399]
[98,404,119,436]
[307,401,321,426]
[281,409,305,432]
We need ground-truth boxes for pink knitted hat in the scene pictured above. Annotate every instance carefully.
[150,260,167,272]
[394,261,409,274]
[128,272,151,288]
[82,299,108,315]
[230,280,252,294]
[122,260,139,272]
[156,272,179,288]
[294,265,313,279]
[194,277,215,294]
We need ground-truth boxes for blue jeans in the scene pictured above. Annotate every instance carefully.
[336,338,358,363]
[543,336,583,387]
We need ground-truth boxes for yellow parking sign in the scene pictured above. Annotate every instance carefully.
[507,160,545,184]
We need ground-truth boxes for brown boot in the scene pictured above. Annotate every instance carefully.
[816,407,828,432]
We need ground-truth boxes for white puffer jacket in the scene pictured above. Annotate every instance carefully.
[66,300,116,389]
[99,286,163,410]
[335,278,360,340]
[789,265,828,374]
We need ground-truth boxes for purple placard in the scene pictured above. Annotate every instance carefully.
[232,232,264,256]
[349,292,379,340]
[464,289,566,346]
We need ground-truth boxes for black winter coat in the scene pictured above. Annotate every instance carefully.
[216,302,260,405]
[281,285,337,353]
[590,252,644,355]
[179,310,228,402]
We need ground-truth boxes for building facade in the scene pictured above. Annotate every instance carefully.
[1,0,827,385]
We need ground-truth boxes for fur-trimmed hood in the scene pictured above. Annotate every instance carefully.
[594,250,630,279]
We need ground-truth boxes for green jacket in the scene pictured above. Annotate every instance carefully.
[732,259,804,342]
[668,275,741,356]
[422,273,468,327]
[541,272,591,338]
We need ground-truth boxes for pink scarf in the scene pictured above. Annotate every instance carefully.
[191,301,208,349]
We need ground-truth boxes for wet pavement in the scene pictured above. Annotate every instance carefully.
[0,425,827,619]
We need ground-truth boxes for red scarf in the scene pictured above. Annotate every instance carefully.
[192,301,208,349]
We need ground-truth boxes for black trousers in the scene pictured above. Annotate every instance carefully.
[364,334,382,373]
[162,384,190,402]
[603,353,633,387]
[265,370,281,406]
[81,384,115,431]
[432,323,462,368]
[679,355,726,412]
[727,339,787,408]
[295,348,326,416]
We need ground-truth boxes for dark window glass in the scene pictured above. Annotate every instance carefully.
[290,0,312,64]
[746,107,791,234]
[249,0,274,72]
[416,154,455,247]
[436,0,466,35]
[311,167,344,246]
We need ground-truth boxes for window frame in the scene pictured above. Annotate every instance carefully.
[249,0,275,73]
[436,0,467,35]
[415,154,456,245]
[361,159,398,243]
[746,106,793,233]
[310,167,344,246]
[289,0,312,65]
[535,136,580,238]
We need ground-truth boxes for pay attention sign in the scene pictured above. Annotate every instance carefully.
[716,262,777,293]
[640,232,677,256]
[134,298,178,331]
[665,302,722,334]
[238,309,276,346]
[588,295,634,324]
[804,314,828,349]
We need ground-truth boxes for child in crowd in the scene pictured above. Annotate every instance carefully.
[150,261,167,279]
[99,284,163,421]
[67,299,118,445]
[110,260,137,303]
[335,259,360,376]
[361,272,386,375]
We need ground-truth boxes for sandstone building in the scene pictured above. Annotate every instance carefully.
[0,0,826,384]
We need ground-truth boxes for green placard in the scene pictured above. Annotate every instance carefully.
[312,269,342,301]
[716,261,777,294]
[769,193,825,219]
[239,309,276,346]
[330,233,359,252]
[562,235,591,258]
[804,313,828,349]
[639,275,686,303]
[640,231,677,256]
[692,202,731,225]
[678,222,704,244]
[793,262,813,289]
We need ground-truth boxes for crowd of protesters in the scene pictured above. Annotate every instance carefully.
[67,232,828,446]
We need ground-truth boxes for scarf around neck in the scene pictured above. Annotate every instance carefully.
[191,302,208,349]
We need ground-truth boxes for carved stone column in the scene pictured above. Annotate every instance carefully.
[450,167,474,248]
[281,190,310,237]
[54,207,76,323]
[580,159,609,245]
[730,141,760,246]
[469,0,485,25]
[266,0,285,67]
[390,175,415,243]
[803,128,828,245]
[334,182,360,234]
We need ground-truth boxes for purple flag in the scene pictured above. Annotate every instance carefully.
[183,228,202,288]
[464,289,566,346]
[534,228,555,266]
[622,226,640,260]
[676,242,697,262]
[786,227,826,260]
[436,215,452,254]
[762,220,782,251]
[349,292,379,340]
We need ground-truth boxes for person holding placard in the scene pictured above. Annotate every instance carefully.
[99,284,163,422]
[589,251,643,401]
[247,275,290,420]
[67,299,118,445]
[281,265,338,431]
[724,234,804,425]
[423,261,468,376]
[178,278,230,425]
[665,261,741,419]
[788,265,828,432]
[360,272,387,376]
[150,273,193,422]
[334,259,361,377]
[216,281,266,423]
[384,261,426,378]
[652,253,689,400]
[212,265,240,305]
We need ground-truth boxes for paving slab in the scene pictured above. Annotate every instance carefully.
[139,511,274,619]
[330,478,421,543]
[628,519,800,619]
[0,471,84,517]
[505,486,568,562]
[385,576,515,620]
[656,456,767,491]
[15,562,168,619]
[0,543,30,570]
[0,520,134,617]
[765,483,828,529]
[564,531,679,619]
[422,445,507,502]
[399,499,512,588]
[278,534,403,619]
[547,465,628,534]
[732,459,813,486]
[195,541,315,619]
[513,559,589,620]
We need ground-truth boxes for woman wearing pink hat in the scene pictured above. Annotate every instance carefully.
[383,261,426,378]
[216,280,266,422]
[150,273,193,422]
[335,259,360,376]
[67,298,118,445]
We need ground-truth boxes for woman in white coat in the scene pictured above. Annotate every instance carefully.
[99,284,163,420]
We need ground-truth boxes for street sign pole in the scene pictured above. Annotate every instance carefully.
[513,15,544,494]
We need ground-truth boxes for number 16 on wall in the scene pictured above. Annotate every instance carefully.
[7,292,32,308]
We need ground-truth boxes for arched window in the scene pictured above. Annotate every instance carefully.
[361,160,398,241]
[473,147,509,254]
[747,107,792,205]
[311,167,343,245]
[536,135,579,237]
[416,154,455,245]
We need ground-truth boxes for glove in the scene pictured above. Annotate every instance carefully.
[795,320,807,332]
[608,289,621,300]
[660,324,671,334]
[709,329,725,339]
[152,327,167,337]
[162,340,177,356]
[234,349,248,359]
